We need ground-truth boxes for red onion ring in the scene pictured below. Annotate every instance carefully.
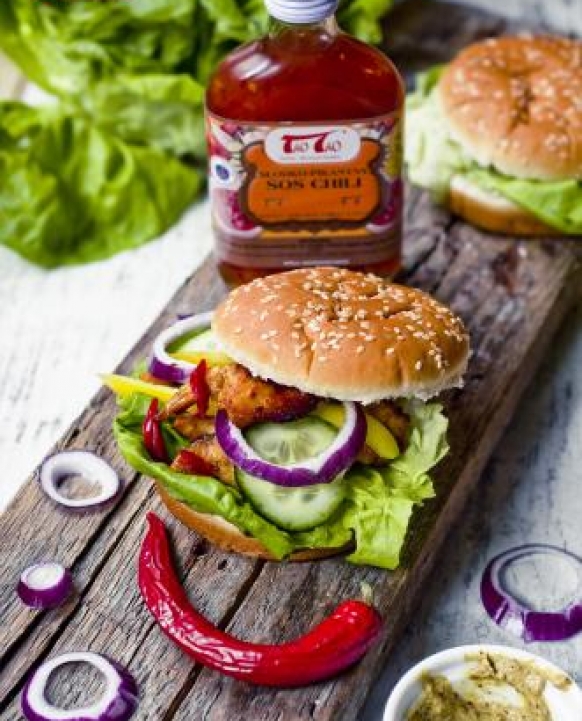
[148,311,213,384]
[17,562,73,610]
[481,544,582,643]
[39,451,121,511]
[215,401,366,487]
[21,652,138,721]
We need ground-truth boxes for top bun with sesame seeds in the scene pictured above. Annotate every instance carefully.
[438,35,582,182]
[213,267,469,404]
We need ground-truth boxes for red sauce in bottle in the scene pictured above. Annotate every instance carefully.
[206,1,405,286]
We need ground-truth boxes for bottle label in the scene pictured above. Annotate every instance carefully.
[207,112,402,269]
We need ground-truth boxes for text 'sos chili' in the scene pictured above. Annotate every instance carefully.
[138,513,383,687]
[189,359,210,418]
[142,399,168,463]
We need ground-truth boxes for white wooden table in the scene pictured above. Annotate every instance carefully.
[2,3,582,717]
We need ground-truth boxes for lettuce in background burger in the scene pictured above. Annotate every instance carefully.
[110,268,469,569]
[405,36,582,236]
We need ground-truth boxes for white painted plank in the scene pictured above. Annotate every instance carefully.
[0,204,213,510]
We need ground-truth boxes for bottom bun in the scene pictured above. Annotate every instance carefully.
[449,175,561,237]
[156,482,351,562]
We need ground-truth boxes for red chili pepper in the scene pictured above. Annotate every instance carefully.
[174,449,216,477]
[142,399,168,462]
[189,359,210,418]
[138,513,383,687]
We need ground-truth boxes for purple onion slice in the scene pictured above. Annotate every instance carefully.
[17,562,73,610]
[148,311,213,384]
[481,544,582,643]
[21,652,138,721]
[215,401,366,487]
[39,451,121,511]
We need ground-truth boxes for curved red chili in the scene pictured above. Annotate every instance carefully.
[189,359,210,418]
[138,513,383,687]
[143,399,168,462]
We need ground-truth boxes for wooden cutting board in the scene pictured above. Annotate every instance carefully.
[1,2,580,719]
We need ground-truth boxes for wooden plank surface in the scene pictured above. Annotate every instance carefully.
[1,2,581,720]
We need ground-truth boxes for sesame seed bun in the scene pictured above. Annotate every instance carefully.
[449,175,561,236]
[156,482,351,561]
[213,268,469,403]
[439,35,582,182]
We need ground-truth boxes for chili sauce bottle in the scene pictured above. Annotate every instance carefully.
[206,0,404,286]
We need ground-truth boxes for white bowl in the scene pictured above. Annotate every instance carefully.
[384,644,582,721]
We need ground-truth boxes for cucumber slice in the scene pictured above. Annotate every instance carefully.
[236,418,346,531]
[172,328,219,353]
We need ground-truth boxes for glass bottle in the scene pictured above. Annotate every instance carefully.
[206,0,405,286]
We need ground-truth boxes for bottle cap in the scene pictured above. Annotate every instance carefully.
[265,0,339,24]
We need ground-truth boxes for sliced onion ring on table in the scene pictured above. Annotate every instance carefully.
[149,311,213,384]
[215,401,366,487]
[21,652,138,721]
[39,451,121,510]
[481,544,582,642]
[17,562,73,609]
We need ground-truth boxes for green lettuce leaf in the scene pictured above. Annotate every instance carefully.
[0,0,392,96]
[337,0,393,45]
[0,0,196,95]
[405,66,582,234]
[405,66,472,201]
[75,74,206,159]
[0,102,200,267]
[340,401,447,568]
[466,170,582,236]
[113,394,447,568]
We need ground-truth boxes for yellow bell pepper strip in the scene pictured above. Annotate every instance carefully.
[312,402,399,459]
[101,374,177,403]
[102,373,219,416]
[170,350,233,366]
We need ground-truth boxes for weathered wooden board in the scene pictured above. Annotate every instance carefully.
[1,2,581,719]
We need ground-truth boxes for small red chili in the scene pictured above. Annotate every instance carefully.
[174,449,216,477]
[189,359,210,418]
[143,399,168,463]
[138,513,383,687]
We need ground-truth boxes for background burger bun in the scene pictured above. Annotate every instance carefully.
[439,36,582,182]
[214,267,469,403]
[156,482,351,561]
[449,175,561,236]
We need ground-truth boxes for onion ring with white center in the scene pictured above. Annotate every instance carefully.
[148,311,214,384]
[17,562,73,609]
[21,652,138,721]
[39,451,121,510]
[215,401,367,487]
[481,544,582,642]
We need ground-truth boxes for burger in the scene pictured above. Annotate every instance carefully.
[405,35,582,236]
[111,268,469,569]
